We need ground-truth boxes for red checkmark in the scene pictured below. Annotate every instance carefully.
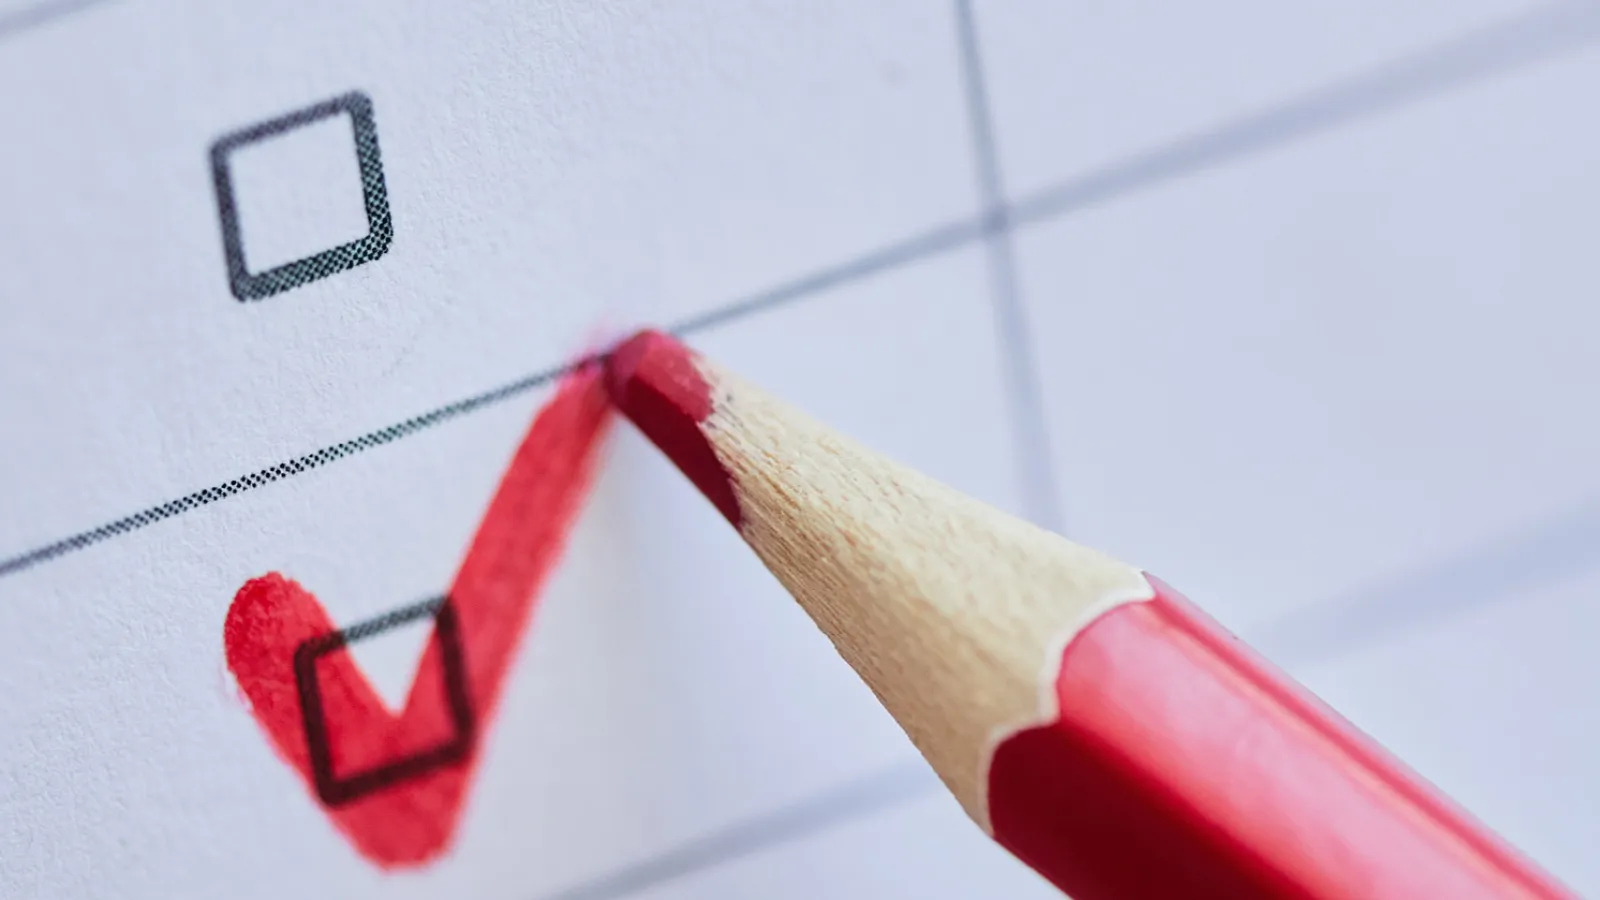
[223,363,612,868]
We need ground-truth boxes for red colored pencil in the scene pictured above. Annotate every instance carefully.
[602,328,1574,900]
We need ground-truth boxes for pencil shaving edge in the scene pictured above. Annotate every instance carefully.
[692,354,1152,831]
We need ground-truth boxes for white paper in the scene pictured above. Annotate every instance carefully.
[2,1,1598,897]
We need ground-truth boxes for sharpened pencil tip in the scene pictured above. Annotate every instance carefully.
[601,329,669,408]
[603,329,743,526]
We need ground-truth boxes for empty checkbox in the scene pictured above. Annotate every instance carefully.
[210,91,393,301]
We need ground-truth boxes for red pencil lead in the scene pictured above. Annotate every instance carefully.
[604,329,742,526]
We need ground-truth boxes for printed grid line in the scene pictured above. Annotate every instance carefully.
[526,500,1600,900]
[533,763,941,900]
[514,4,1600,896]
[2,3,1597,895]
[0,0,110,42]
[5,1,1591,585]
[953,0,1064,534]
[0,366,568,578]
[528,8,1050,897]
[1011,0,1600,229]
[5,17,1598,886]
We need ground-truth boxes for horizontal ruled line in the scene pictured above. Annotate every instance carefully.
[4,0,1594,581]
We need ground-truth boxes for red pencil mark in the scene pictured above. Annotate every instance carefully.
[223,364,612,868]
[603,329,741,527]
[985,575,1575,900]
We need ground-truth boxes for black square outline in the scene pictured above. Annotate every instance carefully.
[292,595,475,808]
[210,90,393,302]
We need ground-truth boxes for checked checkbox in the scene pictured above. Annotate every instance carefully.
[293,596,475,808]
[223,367,613,867]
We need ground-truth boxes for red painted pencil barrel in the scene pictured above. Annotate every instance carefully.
[986,576,1574,899]
[602,328,1572,898]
